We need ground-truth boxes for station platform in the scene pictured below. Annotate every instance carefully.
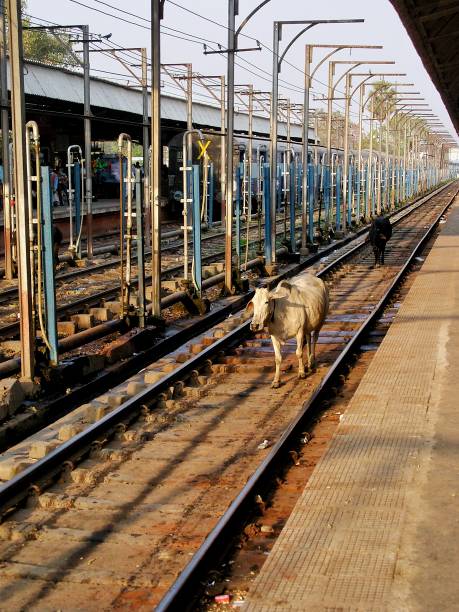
[245,197,459,610]
[0,199,119,227]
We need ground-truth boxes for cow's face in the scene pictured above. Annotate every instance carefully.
[247,284,291,332]
[248,288,272,332]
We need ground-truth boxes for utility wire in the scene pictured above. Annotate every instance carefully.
[30,4,379,125]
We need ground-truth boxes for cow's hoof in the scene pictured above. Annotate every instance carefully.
[271,381,280,389]
[298,372,306,379]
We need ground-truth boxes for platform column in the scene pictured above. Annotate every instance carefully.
[8,0,34,381]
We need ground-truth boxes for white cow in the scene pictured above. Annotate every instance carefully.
[247,274,329,388]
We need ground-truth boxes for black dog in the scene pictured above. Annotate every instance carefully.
[369,215,392,266]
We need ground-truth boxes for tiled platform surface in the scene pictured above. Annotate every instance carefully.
[245,196,459,611]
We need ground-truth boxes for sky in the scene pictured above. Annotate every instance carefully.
[27,0,459,148]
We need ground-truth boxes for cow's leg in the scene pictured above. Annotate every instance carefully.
[381,244,385,265]
[271,335,282,388]
[296,328,306,379]
[311,330,319,369]
[306,332,312,370]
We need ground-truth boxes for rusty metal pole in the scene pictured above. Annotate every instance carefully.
[224,0,236,294]
[342,72,351,234]
[0,0,12,279]
[301,44,311,254]
[141,48,151,250]
[150,0,162,318]
[7,0,35,381]
[82,25,93,259]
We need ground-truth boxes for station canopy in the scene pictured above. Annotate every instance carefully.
[390,0,459,135]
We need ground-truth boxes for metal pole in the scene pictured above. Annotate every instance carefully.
[40,166,58,366]
[82,25,93,260]
[0,0,12,279]
[385,102,390,209]
[357,83,364,220]
[8,0,34,381]
[224,0,236,293]
[367,96,374,219]
[269,21,280,268]
[150,0,162,318]
[135,167,146,327]
[220,75,226,227]
[301,44,311,253]
[325,60,334,229]
[377,116,383,214]
[403,123,408,201]
[342,72,351,234]
[183,63,193,281]
[247,84,253,223]
[141,48,151,250]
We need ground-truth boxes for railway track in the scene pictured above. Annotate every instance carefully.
[0,181,455,610]
[0,215,288,340]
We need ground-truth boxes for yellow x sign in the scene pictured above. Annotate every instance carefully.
[197,139,211,160]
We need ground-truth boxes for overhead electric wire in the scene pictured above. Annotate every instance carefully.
[164,0,388,119]
[30,3,393,126]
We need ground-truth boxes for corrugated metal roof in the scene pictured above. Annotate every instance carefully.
[18,60,313,140]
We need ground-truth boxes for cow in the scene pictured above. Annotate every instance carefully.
[369,215,392,267]
[247,274,329,388]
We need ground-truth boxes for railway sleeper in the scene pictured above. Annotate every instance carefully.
[0,189,452,501]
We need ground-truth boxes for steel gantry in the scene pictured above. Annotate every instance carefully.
[301,43,382,248]
[26,23,96,259]
[204,0,268,294]
[324,57,393,232]
[269,22,365,263]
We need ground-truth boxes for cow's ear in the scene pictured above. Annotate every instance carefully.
[246,300,254,312]
[270,282,291,300]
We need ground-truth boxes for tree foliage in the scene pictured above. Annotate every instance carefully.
[21,1,78,67]
[368,81,397,121]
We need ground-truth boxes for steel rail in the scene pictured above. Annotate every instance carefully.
[0,181,453,384]
[0,214,298,337]
[0,182,455,522]
[0,181,449,316]
[156,184,459,611]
